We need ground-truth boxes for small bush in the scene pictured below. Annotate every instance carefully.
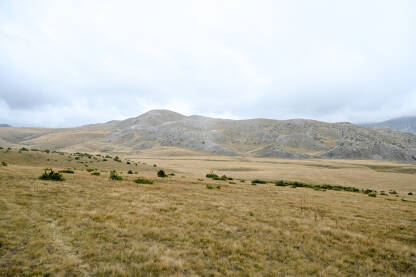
[157,170,167,177]
[153,164,157,167]
[252,179,267,184]
[249,211,254,216]
[134,177,153,184]
[168,173,175,176]
[91,172,100,176]
[19,147,29,151]
[128,170,133,174]
[60,169,74,174]
[39,169,65,181]
[86,168,94,172]
[126,161,131,164]
[389,190,398,195]
[206,173,219,179]
[44,149,50,153]
[113,156,121,162]
[408,192,413,195]
[206,184,214,189]
[109,171,123,181]
[368,193,377,197]
[1,161,7,166]
[229,181,236,184]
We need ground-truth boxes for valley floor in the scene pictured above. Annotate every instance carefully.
[0,149,415,276]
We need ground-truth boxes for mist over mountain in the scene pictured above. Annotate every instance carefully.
[1,110,416,162]
[362,117,416,134]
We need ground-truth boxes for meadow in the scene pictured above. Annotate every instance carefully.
[0,148,415,276]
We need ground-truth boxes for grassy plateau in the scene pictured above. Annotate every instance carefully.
[0,148,415,276]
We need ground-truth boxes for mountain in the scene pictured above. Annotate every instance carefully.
[361,116,416,134]
[0,124,11,127]
[1,109,416,162]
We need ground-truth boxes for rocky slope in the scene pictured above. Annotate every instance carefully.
[1,110,416,162]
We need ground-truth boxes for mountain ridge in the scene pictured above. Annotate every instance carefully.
[361,116,416,134]
[1,110,416,162]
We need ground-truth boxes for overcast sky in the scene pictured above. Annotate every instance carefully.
[1,0,415,127]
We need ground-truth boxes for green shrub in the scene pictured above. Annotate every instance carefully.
[60,169,74,174]
[109,171,123,181]
[389,190,398,195]
[1,161,7,166]
[252,179,267,184]
[408,192,413,195]
[134,177,153,184]
[126,161,131,164]
[86,168,94,172]
[39,169,65,181]
[91,172,100,176]
[206,184,214,189]
[19,147,29,151]
[128,170,133,174]
[206,173,219,179]
[113,156,121,162]
[157,170,167,177]
[368,193,377,197]
[229,181,236,184]
[168,173,175,176]
[44,149,50,153]
[153,164,157,167]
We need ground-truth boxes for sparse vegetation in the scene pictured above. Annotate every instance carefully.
[1,161,7,166]
[134,177,153,184]
[128,170,133,174]
[59,168,74,174]
[39,169,65,181]
[113,156,121,162]
[86,168,95,172]
[0,149,415,276]
[109,170,123,180]
[91,171,100,176]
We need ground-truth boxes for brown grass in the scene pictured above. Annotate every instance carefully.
[0,149,415,276]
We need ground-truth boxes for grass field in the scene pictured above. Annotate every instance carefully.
[0,148,415,276]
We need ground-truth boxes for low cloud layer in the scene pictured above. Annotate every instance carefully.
[1,0,415,127]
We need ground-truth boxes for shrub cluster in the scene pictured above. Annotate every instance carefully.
[109,171,123,181]
[206,184,221,189]
[91,171,100,176]
[1,161,7,166]
[113,156,121,162]
[39,169,65,181]
[206,173,233,181]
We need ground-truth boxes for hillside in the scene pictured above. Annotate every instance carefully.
[1,110,416,162]
[362,116,416,134]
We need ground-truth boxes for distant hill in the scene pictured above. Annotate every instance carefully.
[361,117,416,134]
[0,124,11,127]
[0,110,416,162]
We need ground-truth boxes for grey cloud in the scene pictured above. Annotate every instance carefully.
[0,0,415,127]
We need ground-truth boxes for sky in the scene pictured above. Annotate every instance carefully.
[0,0,415,127]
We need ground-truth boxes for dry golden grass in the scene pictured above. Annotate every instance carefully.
[0,148,415,276]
